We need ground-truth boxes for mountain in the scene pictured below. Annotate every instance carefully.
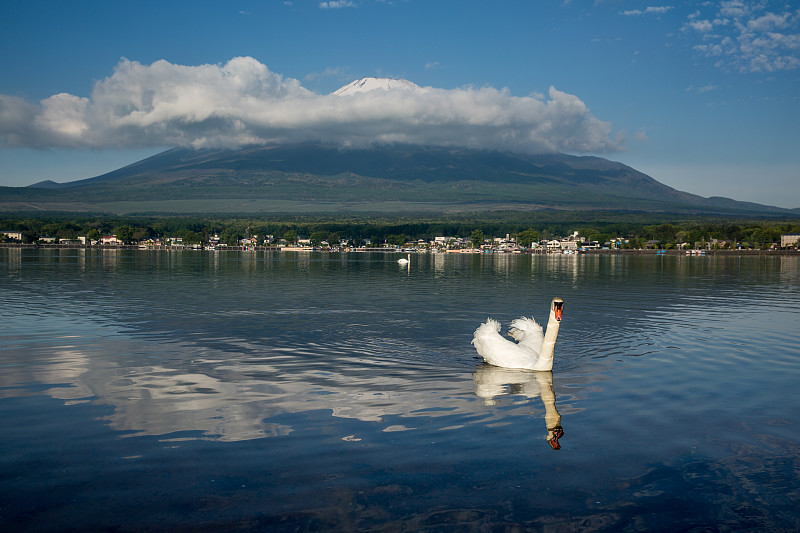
[26,180,62,189]
[2,142,796,216]
[333,77,423,95]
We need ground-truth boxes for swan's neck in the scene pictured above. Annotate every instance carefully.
[536,371,561,433]
[539,313,561,365]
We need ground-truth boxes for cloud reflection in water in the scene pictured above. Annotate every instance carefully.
[1,336,570,448]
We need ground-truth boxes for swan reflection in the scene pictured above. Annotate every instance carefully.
[472,365,564,450]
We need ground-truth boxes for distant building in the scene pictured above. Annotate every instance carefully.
[100,235,122,245]
[781,234,800,248]
[1,231,23,241]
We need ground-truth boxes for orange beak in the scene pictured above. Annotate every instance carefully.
[548,427,564,450]
[554,303,563,322]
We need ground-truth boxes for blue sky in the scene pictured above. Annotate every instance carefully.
[1,0,798,208]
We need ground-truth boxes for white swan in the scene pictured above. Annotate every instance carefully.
[472,297,564,371]
[397,253,410,265]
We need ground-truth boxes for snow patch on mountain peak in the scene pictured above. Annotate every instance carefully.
[333,77,424,95]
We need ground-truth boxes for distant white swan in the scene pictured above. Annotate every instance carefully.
[397,253,410,265]
[472,298,564,371]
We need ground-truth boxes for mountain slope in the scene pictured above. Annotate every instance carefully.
[333,77,423,95]
[4,143,795,216]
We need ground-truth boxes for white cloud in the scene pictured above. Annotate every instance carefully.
[719,0,750,19]
[621,6,673,16]
[319,0,356,8]
[304,66,349,82]
[683,1,800,72]
[686,19,714,32]
[747,12,790,31]
[0,57,622,154]
[686,84,718,93]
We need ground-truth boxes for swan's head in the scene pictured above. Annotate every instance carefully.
[551,298,564,322]
[547,426,564,450]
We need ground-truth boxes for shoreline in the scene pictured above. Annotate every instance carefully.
[1,242,798,256]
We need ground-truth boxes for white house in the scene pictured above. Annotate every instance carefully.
[781,234,800,248]
[1,231,23,241]
[100,235,122,245]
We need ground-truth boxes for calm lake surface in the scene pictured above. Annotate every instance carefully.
[2,248,798,531]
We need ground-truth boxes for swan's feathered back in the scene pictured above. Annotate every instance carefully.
[472,316,545,370]
[472,298,563,371]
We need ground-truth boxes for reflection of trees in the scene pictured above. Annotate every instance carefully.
[473,365,564,450]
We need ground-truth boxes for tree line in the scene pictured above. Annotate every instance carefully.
[1,214,799,248]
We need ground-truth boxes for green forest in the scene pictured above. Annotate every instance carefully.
[2,212,799,249]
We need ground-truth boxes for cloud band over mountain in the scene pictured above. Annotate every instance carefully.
[0,57,621,154]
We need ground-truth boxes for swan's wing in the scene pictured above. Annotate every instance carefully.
[472,318,513,358]
[472,318,502,346]
[508,316,544,349]
[473,318,538,369]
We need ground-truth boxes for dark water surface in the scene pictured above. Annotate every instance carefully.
[2,249,798,531]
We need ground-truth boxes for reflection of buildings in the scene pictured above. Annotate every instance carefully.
[432,252,446,278]
[101,248,121,270]
[3,247,22,271]
[781,255,799,284]
[491,252,513,279]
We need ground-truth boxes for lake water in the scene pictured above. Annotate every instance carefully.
[1,248,798,531]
